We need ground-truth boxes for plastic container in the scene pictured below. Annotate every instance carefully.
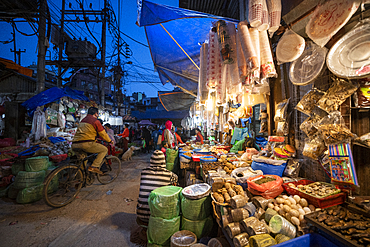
[199,156,217,163]
[282,180,346,209]
[289,41,328,86]
[251,161,287,176]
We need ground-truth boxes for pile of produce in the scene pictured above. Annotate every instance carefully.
[268,195,318,227]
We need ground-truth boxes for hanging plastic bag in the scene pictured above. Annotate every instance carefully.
[283,159,303,178]
[274,98,290,122]
[295,88,325,116]
[317,78,358,113]
[302,135,326,160]
[316,111,356,145]
[31,107,47,141]
[300,114,322,139]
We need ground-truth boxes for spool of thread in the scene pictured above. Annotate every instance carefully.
[275,234,291,244]
[207,237,230,247]
[243,202,256,216]
[233,233,249,247]
[265,208,278,223]
[252,196,270,210]
[231,208,249,222]
[225,222,242,239]
[249,234,276,247]
[222,214,233,227]
[241,217,268,236]
[170,230,197,247]
[269,215,297,239]
[230,195,247,209]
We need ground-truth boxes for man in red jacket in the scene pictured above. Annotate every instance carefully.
[72,107,112,174]
[118,124,130,153]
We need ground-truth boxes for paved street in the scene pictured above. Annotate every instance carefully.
[0,152,152,247]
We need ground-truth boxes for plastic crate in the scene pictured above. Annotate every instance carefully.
[275,233,340,247]
[282,180,346,209]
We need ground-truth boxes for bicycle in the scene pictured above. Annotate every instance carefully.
[43,143,121,208]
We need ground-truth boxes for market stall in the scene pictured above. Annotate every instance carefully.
[0,86,129,202]
[138,0,370,246]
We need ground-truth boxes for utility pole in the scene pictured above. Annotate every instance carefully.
[11,23,16,63]
[116,0,122,116]
[36,0,46,93]
[57,0,65,88]
[10,49,26,65]
[100,0,107,106]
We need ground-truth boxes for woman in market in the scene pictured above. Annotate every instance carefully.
[118,124,130,154]
[104,123,116,145]
[195,128,204,144]
[230,136,260,153]
[161,120,176,148]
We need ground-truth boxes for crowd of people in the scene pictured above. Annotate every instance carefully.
[113,120,194,155]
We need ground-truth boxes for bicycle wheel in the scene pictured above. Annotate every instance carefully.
[43,165,84,208]
[97,155,121,184]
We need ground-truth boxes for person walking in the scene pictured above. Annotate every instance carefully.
[151,126,159,150]
[161,120,175,148]
[141,126,152,153]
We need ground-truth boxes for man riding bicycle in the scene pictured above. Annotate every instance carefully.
[71,107,113,175]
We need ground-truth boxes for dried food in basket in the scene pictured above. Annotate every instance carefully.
[295,88,325,116]
[211,182,246,205]
[317,78,358,113]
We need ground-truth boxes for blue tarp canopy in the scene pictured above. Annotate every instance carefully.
[137,0,239,96]
[22,86,89,113]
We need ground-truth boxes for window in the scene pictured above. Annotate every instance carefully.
[81,80,86,87]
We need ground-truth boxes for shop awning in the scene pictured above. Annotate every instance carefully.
[22,86,89,113]
[137,0,239,96]
[158,91,195,111]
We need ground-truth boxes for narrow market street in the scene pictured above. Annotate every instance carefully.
[0,152,151,247]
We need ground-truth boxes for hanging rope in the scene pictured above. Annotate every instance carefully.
[160,23,200,70]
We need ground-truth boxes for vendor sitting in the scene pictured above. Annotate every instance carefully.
[136,150,178,225]
[230,136,260,153]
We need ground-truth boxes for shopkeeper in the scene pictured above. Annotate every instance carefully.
[230,136,260,153]
[195,128,204,144]
[118,124,130,153]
